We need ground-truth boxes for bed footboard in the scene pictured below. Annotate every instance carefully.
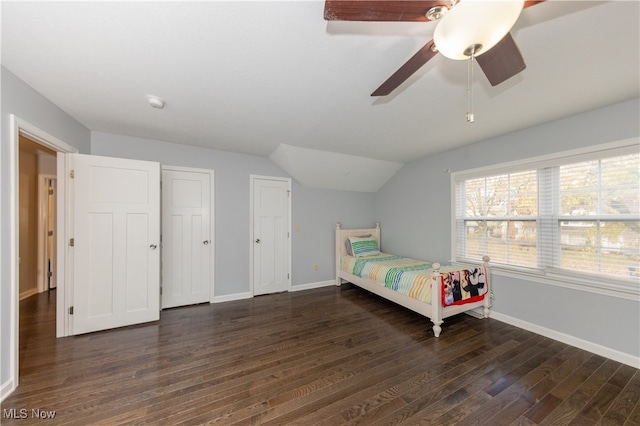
[433,256,492,336]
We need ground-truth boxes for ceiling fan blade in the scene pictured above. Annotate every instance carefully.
[324,1,448,22]
[476,33,526,87]
[371,40,438,96]
[324,0,543,22]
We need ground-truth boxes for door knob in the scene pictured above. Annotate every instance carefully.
[150,244,158,250]
[255,238,261,243]
[203,240,209,245]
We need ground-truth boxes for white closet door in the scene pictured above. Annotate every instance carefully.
[252,177,290,296]
[161,168,212,309]
[71,153,160,335]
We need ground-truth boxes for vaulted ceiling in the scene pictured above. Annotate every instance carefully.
[2,1,638,190]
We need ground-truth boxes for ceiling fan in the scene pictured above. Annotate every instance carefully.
[324,0,544,97]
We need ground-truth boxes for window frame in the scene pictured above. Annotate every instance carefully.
[450,138,639,300]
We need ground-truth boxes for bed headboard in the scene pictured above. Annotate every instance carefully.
[335,222,381,260]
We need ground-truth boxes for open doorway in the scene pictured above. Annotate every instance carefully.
[18,136,57,300]
[17,135,58,379]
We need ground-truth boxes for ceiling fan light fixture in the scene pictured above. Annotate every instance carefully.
[433,0,524,60]
[426,5,448,21]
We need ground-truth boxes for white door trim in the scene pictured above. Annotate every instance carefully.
[249,175,292,296]
[5,115,77,401]
[161,165,216,304]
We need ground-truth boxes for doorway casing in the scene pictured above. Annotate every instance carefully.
[6,115,77,398]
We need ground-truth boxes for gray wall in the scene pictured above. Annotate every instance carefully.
[291,186,375,285]
[1,67,90,391]
[376,98,640,359]
[91,132,376,295]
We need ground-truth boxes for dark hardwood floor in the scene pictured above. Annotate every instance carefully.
[2,285,639,425]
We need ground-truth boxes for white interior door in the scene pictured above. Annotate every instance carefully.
[252,177,290,296]
[71,153,160,335]
[46,178,57,290]
[37,175,57,292]
[161,168,213,309]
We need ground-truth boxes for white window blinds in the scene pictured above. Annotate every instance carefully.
[455,145,639,283]
[554,153,639,277]
[455,170,538,268]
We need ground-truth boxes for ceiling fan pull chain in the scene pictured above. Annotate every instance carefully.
[467,53,475,123]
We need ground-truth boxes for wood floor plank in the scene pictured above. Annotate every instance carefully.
[323,342,513,424]
[73,316,424,423]
[540,358,625,426]
[418,340,542,424]
[109,310,436,422]
[177,335,431,424]
[569,382,623,425]
[455,343,569,425]
[512,416,538,426]
[625,399,640,426]
[305,331,525,426]
[520,347,594,424]
[1,286,637,425]
[371,335,550,424]
[598,370,640,426]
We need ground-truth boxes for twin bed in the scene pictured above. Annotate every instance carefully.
[335,222,491,337]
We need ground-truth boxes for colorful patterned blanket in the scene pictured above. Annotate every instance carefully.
[341,253,487,307]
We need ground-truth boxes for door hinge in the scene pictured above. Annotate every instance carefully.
[160,286,163,295]
[48,230,54,236]
[48,188,54,195]
[287,273,290,279]
[48,271,53,278]
[70,170,75,179]
[69,306,74,315]
[69,238,75,247]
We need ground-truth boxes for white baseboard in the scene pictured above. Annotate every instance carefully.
[490,310,640,369]
[211,280,336,303]
[290,280,335,292]
[1,378,15,403]
[19,288,38,301]
[211,281,336,302]
[212,292,252,303]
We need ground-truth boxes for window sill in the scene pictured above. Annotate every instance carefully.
[451,259,639,301]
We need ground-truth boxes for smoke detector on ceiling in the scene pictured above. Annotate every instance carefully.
[147,95,165,109]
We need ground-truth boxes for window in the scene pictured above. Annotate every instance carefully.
[556,154,639,277]
[455,143,639,285]
[456,170,538,268]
